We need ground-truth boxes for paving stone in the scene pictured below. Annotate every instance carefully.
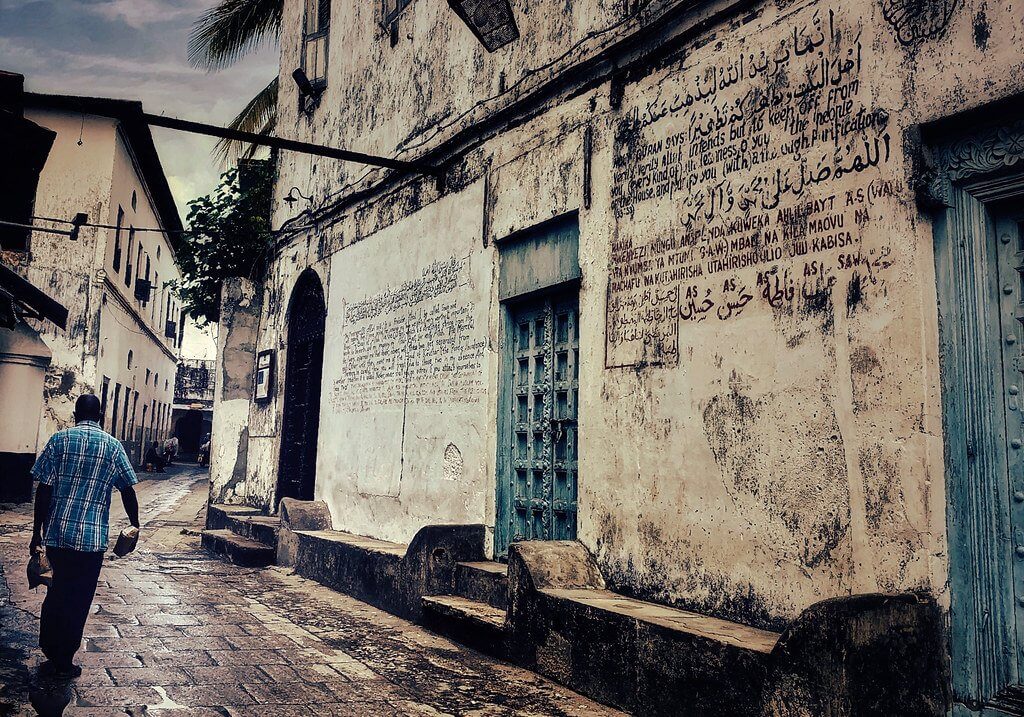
[164,684,255,706]
[137,613,202,627]
[108,666,192,686]
[75,652,144,669]
[208,649,290,666]
[161,636,233,651]
[74,685,161,707]
[189,665,270,684]
[224,634,306,650]
[140,650,215,667]
[180,624,248,637]
[259,662,345,683]
[241,681,337,705]
[116,624,189,639]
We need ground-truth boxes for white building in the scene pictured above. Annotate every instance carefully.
[1,92,184,463]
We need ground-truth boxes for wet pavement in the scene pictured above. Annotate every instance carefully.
[0,465,621,716]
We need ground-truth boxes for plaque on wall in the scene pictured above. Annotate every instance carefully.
[254,349,274,402]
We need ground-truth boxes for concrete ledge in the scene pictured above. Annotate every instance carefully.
[276,498,332,566]
[762,593,948,716]
[289,522,486,621]
[267,520,947,715]
[507,541,776,715]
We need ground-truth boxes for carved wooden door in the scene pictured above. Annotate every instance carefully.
[496,291,579,556]
[277,272,326,504]
[996,210,1024,694]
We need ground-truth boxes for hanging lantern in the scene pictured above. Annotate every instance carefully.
[448,0,519,52]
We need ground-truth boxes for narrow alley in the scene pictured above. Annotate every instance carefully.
[0,467,621,716]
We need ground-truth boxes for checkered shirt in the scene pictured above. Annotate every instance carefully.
[31,420,138,553]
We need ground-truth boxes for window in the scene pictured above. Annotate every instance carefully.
[124,226,135,287]
[302,0,331,90]
[154,271,160,322]
[143,254,151,307]
[145,368,151,385]
[156,245,161,260]
[381,0,412,28]
[100,377,110,429]
[131,190,137,212]
[121,385,131,440]
[111,382,121,437]
[113,206,124,271]
[135,244,144,300]
[127,350,133,370]
[129,390,139,440]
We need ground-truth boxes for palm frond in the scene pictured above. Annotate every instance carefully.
[188,0,283,71]
[213,77,279,165]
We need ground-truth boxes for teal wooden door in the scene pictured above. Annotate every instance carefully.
[996,211,1024,692]
[496,291,579,556]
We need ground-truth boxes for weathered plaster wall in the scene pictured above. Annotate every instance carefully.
[5,109,114,440]
[247,0,1024,629]
[318,182,492,543]
[210,278,262,506]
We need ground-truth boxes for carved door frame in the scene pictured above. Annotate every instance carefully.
[927,115,1024,713]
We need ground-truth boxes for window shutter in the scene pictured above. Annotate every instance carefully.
[318,0,331,30]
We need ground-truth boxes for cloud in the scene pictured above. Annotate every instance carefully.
[86,0,212,28]
[0,1,278,211]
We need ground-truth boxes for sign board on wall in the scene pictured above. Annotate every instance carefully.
[254,349,274,401]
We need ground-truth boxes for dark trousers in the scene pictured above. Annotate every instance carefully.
[40,547,104,668]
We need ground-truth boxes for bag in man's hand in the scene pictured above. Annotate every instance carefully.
[113,526,139,557]
[27,548,52,588]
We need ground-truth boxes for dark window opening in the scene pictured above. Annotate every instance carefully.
[100,377,110,429]
[111,382,121,437]
[112,206,124,271]
[124,226,135,287]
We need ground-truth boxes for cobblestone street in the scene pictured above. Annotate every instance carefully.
[0,466,620,716]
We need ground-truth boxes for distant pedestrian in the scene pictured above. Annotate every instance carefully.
[29,394,140,680]
[144,441,166,472]
[163,435,179,465]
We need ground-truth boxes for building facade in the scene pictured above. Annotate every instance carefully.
[0,71,67,502]
[210,0,1024,711]
[1,92,184,464]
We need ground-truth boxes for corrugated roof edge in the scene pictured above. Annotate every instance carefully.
[22,92,186,245]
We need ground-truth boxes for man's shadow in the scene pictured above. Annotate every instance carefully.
[27,673,72,717]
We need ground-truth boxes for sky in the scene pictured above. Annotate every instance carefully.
[0,0,279,359]
[0,0,279,211]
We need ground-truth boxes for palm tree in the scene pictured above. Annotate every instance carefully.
[187,0,283,163]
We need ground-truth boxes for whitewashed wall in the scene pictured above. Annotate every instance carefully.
[318,182,492,542]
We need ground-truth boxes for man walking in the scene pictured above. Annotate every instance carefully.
[29,394,140,680]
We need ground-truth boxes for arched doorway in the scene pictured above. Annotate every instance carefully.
[276,270,326,503]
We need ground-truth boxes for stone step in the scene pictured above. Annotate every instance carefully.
[207,503,280,550]
[226,513,280,549]
[422,595,507,633]
[200,529,275,567]
[455,560,508,610]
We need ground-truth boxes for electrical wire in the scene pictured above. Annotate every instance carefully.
[30,215,187,234]
[275,0,662,236]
